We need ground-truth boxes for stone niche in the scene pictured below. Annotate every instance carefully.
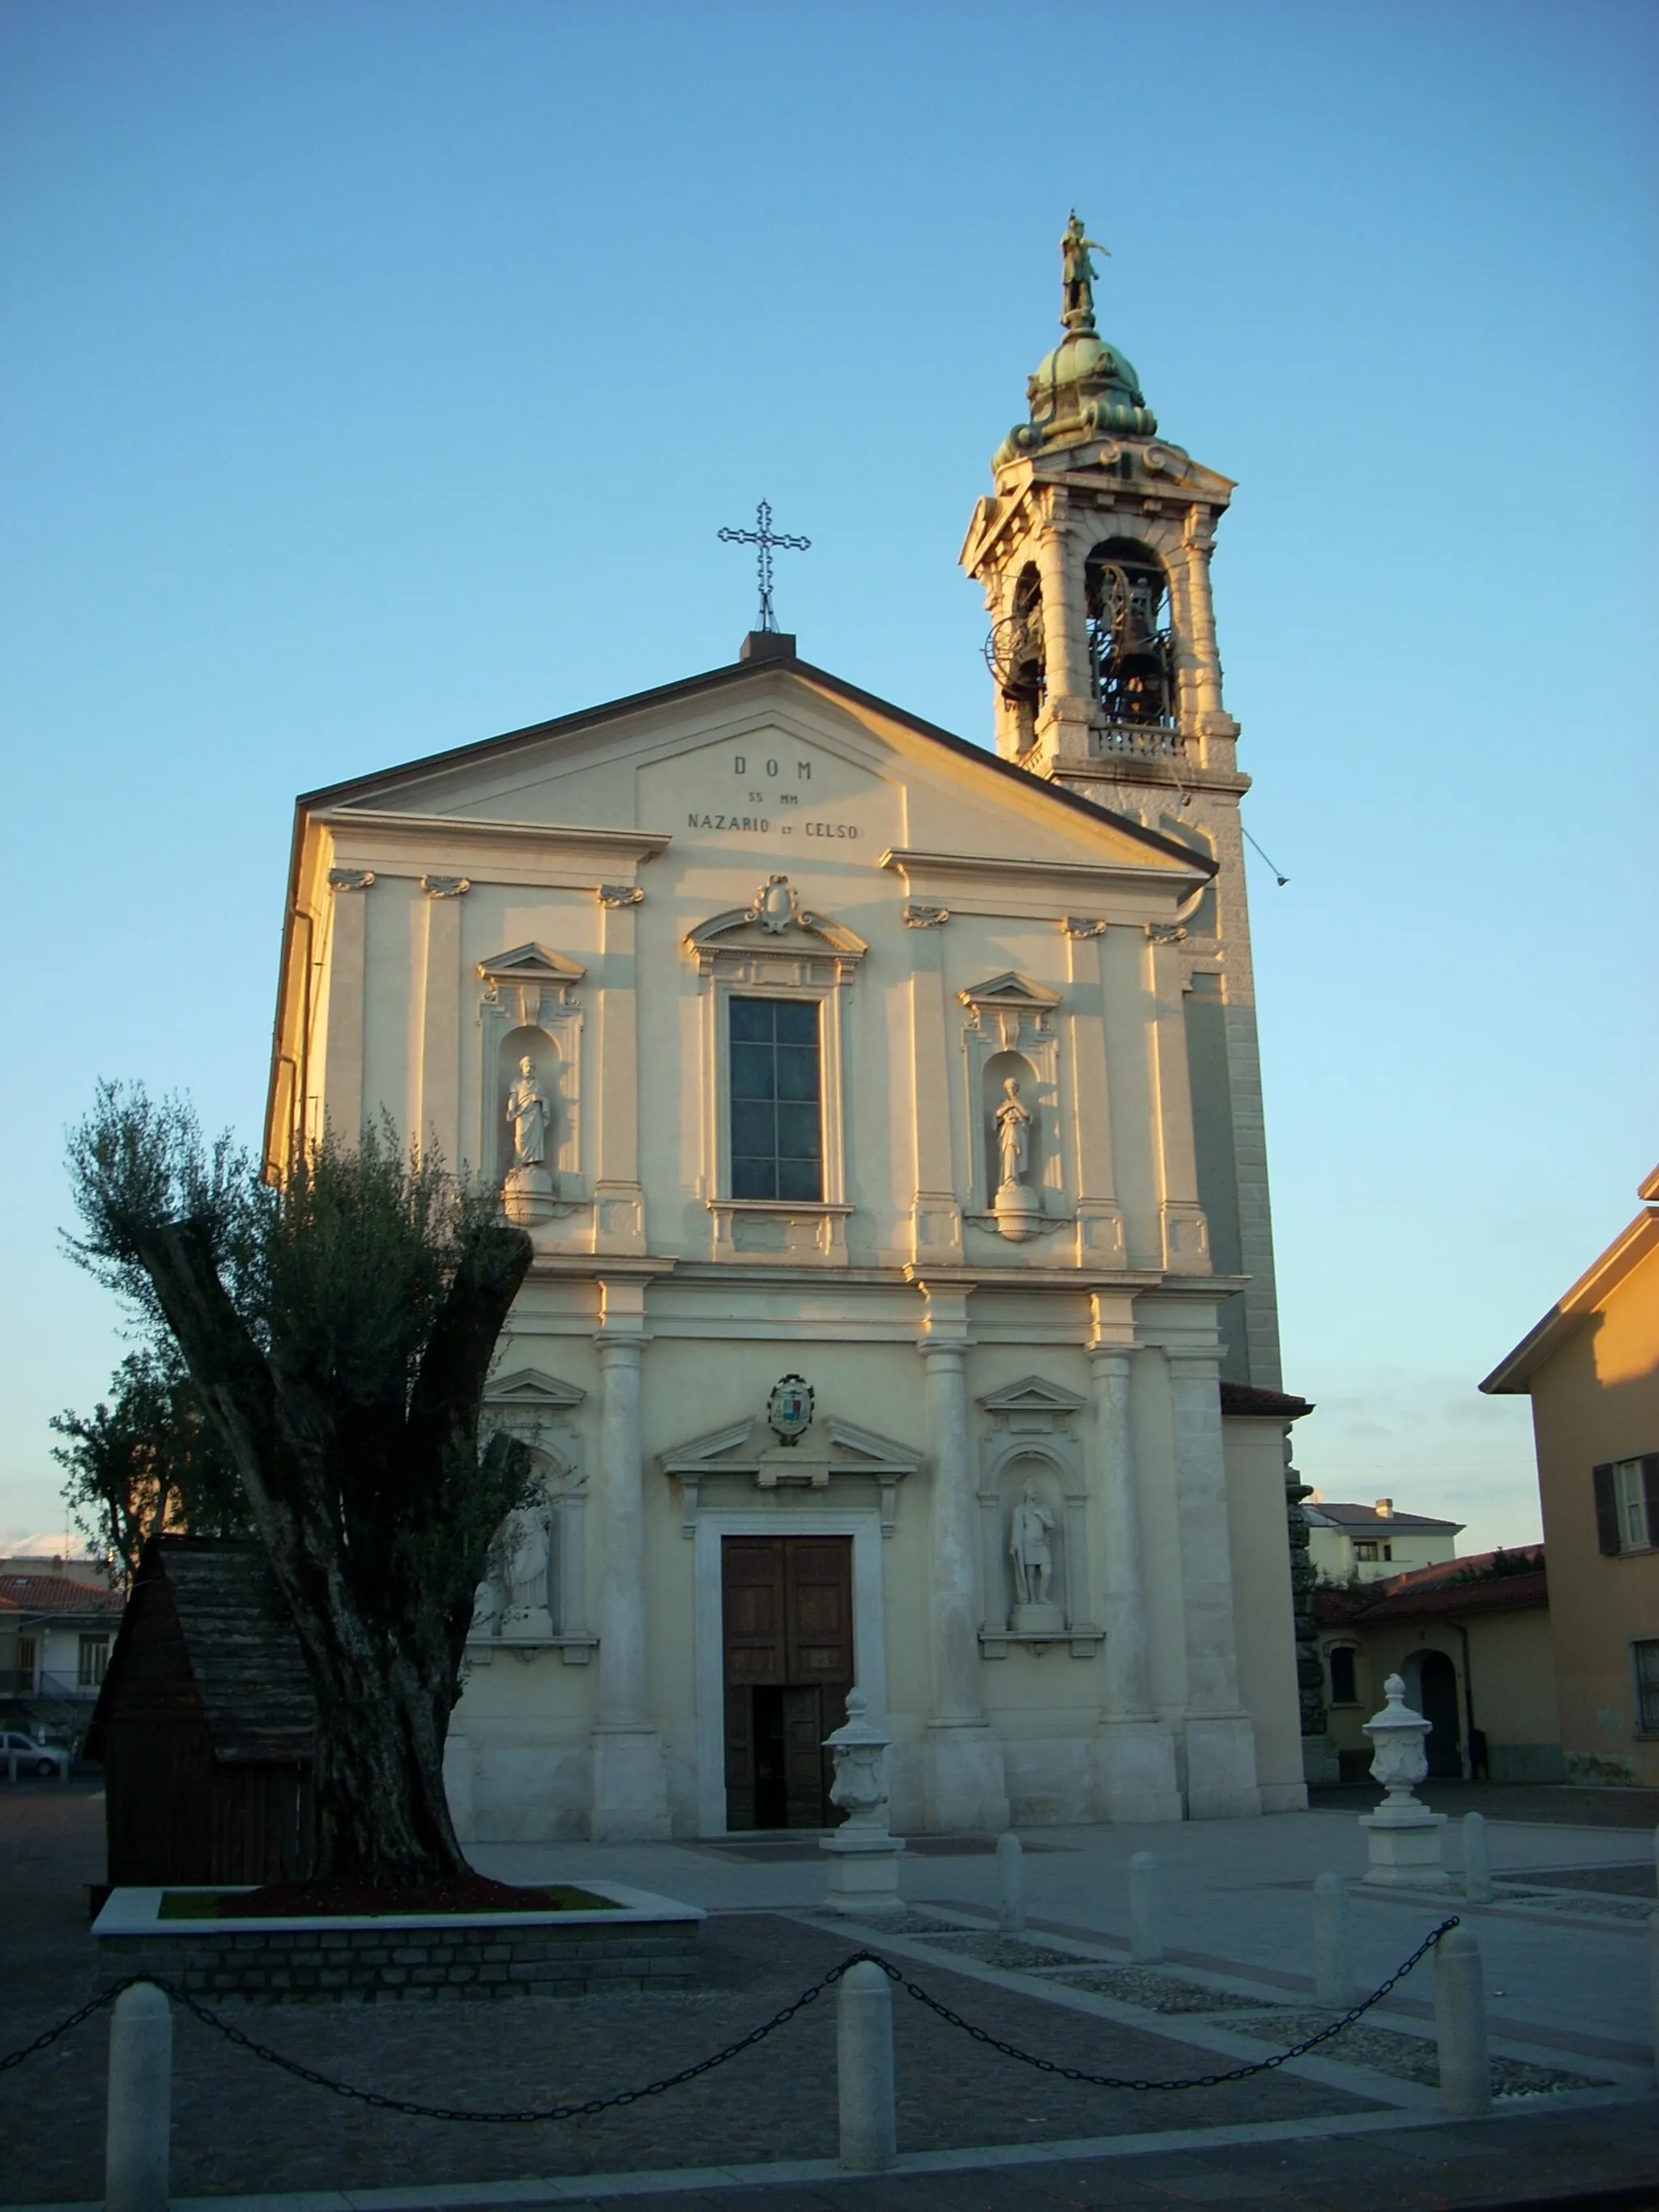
[975,1376,1102,1659]
[467,1369,595,1666]
[477,944,587,1230]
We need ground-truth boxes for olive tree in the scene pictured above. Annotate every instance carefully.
[65,1083,533,1882]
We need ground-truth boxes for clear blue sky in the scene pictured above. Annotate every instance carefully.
[2,0,1653,1554]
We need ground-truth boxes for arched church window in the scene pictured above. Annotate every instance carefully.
[984,565,1046,753]
[1085,539,1174,728]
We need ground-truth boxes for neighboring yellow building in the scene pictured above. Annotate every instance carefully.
[1482,1166,1659,1788]
[1304,1496,1462,1585]
[1316,1549,1559,1783]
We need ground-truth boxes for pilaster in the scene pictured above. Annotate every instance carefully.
[916,1285,1009,1834]
[593,890,646,1253]
[591,1277,669,1839]
[1166,1343,1260,1819]
[1085,1319,1182,1822]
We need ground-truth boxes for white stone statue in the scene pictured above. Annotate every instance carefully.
[995,1076,1034,1189]
[500,1503,551,1623]
[506,1056,550,1168]
[1009,1479,1056,1608]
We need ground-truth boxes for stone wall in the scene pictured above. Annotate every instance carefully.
[96,1917,699,2002]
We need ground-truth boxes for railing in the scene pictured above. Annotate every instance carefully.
[1094,720,1185,761]
[0,1668,101,1699]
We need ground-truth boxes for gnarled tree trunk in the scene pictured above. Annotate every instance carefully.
[131,1214,533,1882]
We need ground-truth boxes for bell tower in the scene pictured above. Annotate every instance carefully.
[960,217,1282,1387]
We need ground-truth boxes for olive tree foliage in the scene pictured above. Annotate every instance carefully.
[52,1345,250,1584]
[65,1083,535,1882]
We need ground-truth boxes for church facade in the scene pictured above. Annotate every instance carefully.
[263,225,1310,1839]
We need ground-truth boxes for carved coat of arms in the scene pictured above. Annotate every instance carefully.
[766,1373,815,1447]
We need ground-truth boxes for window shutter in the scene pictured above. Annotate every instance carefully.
[1641,1455,1659,1548]
[1592,1464,1620,1554]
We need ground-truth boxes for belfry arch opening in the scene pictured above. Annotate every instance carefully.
[985,563,1046,754]
[1085,539,1174,727]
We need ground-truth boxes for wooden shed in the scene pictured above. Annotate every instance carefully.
[86,1536,316,1886]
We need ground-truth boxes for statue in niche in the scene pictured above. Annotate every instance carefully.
[501,1502,552,1626]
[471,1498,553,1642]
[995,1076,1034,1189]
[506,1056,550,1168]
[1009,1479,1057,1609]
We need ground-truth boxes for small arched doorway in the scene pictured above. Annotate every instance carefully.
[1410,1649,1463,1778]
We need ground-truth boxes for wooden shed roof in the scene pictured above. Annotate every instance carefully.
[87,1536,315,1765]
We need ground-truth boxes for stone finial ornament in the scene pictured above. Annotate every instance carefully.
[825,1689,892,1832]
[1363,1673,1432,1807]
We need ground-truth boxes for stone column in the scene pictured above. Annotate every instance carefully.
[1034,514,1093,765]
[1087,1332,1181,1822]
[1167,1345,1260,1819]
[1177,510,1226,735]
[591,1281,669,1839]
[918,1293,1009,1833]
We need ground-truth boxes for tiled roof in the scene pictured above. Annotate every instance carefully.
[0,1574,124,1617]
[1219,1382,1315,1420]
[1304,1502,1463,1534]
[1316,1547,1548,1626]
[87,1537,315,1765]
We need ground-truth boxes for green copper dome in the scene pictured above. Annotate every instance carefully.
[994,215,1158,465]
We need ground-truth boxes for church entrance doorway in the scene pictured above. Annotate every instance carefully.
[722,1536,853,1831]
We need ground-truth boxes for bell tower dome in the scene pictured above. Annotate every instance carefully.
[961,217,1282,1388]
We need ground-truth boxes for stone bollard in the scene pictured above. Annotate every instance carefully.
[1462,1810,1493,1904]
[837,1959,897,2172]
[996,1831,1025,1933]
[1311,1873,1355,2010]
[1128,1851,1161,1965]
[106,1982,172,2212]
[1435,1926,1491,2118]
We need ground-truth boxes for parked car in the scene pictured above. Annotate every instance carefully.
[2,1731,69,1777]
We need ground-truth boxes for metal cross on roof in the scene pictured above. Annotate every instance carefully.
[717,501,810,633]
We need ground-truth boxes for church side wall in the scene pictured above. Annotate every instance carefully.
[1222,1417,1307,1812]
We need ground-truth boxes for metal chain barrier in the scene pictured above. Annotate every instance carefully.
[0,1917,1461,2121]
[878,1916,1462,2095]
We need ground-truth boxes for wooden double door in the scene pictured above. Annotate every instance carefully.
[722,1536,854,1831]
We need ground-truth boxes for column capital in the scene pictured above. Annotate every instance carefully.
[1162,1340,1226,1376]
[913,1281,973,1349]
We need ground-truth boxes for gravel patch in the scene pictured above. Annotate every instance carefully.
[1228,2008,1610,2097]
[1032,1966,1276,2014]
[915,1933,1088,1971]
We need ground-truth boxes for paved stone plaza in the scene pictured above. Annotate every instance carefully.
[2,1781,1657,2210]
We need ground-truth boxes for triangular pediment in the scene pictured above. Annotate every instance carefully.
[656,1410,920,1474]
[978,1375,1087,1416]
[487,1367,586,1411]
[959,971,1063,1012]
[476,944,587,987]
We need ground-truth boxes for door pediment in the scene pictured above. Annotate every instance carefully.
[659,1405,919,1536]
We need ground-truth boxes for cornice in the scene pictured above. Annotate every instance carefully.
[315,808,672,867]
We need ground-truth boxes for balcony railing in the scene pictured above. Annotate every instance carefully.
[1094,720,1186,761]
